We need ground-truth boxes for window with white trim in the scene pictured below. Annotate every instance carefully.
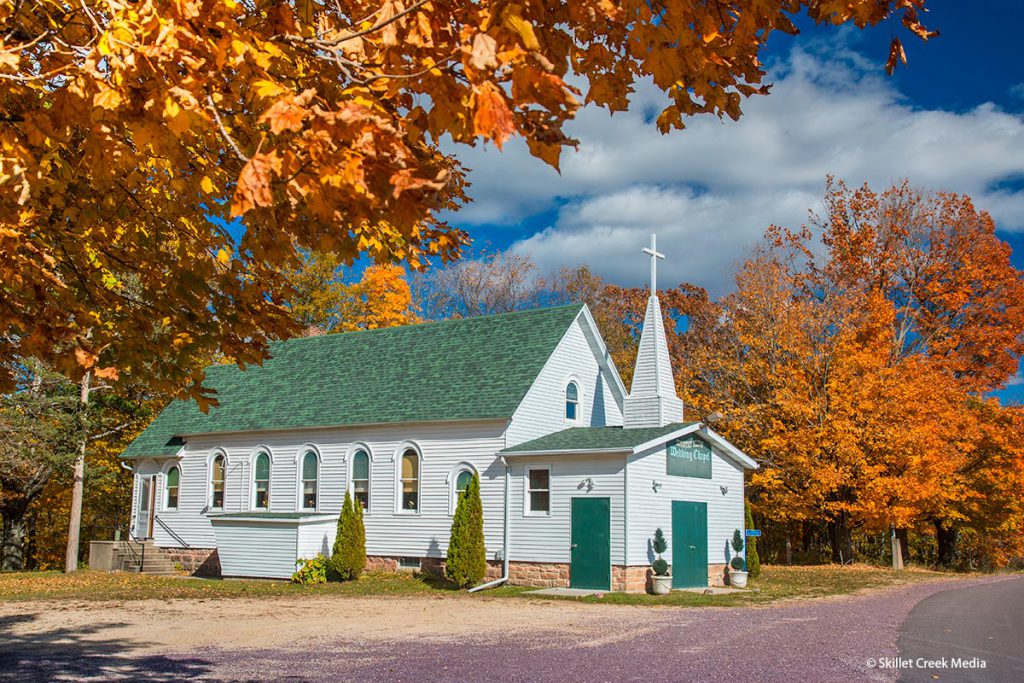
[455,470,473,497]
[165,465,180,510]
[301,450,319,510]
[400,448,419,512]
[253,451,271,510]
[210,454,225,510]
[527,467,550,514]
[449,468,474,514]
[351,449,370,510]
[565,381,580,422]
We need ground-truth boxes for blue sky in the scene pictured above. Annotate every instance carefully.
[438,3,1024,403]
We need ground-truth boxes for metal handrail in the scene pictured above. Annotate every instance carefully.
[122,533,146,572]
[154,515,190,548]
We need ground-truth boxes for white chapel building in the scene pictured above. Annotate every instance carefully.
[122,236,757,591]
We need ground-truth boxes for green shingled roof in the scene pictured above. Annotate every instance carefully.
[123,304,584,458]
[501,422,698,454]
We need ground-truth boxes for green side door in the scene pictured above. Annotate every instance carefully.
[570,497,611,590]
[672,500,708,588]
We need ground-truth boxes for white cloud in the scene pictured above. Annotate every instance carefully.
[445,46,1024,294]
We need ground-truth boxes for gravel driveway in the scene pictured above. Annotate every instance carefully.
[0,575,1012,682]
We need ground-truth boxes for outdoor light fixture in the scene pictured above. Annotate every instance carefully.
[578,477,595,492]
[652,480,663,492]
[720,485,729,495]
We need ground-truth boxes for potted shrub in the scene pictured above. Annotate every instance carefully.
[650,528,671,595]
[728,529,748,588]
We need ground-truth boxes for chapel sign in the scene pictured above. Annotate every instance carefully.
[666,436,713,479]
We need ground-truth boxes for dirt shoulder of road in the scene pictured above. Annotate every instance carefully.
[0,572,1002,658]
[0,593,663,655]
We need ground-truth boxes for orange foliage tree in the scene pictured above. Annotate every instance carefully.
[1,1,938,401]
[674,180,1024,566]
[283,250,417,334]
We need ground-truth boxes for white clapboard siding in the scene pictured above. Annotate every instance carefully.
[507,453,626,564]
[144,420,508,559]
[210,520,299,579]
[506,316,624,448]
[625,442,745,566]
[297,518,337,559]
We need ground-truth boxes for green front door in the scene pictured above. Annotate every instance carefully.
[672,501,708,588]
[570,497,611,590]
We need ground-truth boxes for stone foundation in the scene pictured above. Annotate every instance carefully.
[709,563,728,587]
[351,556,728,592]
[508,561,571,588]
[613,565,651,593]
[161,547,220,577]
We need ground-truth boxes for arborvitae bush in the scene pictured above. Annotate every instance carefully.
[744,501,761,578]
[330,491,366,581]
[446,473,487,588]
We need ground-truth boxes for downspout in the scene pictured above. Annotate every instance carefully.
[468,456,510,592]
[623,451,629,572]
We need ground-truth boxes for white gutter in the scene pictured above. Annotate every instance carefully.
[468,456,510,593]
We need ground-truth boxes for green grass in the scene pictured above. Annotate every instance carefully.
[0,569,448,602]
[0,564,958,605]
[500,564,957,607]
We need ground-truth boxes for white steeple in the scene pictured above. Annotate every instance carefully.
[623,234,684,428]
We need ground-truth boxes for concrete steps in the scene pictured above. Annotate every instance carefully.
[112,541,178,575]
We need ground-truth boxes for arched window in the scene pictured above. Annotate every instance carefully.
[449,468,474,515]
[253,451,271,510]
[210,454,225,510]
[301,450,319,510]
[352,449,370,510]
[400,448,419,512]
[565,381,580,422]
[165,465,180,510]
[455,470,473,496]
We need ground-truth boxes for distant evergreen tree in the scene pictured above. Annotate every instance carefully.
[330,491,366,581]
[744,501,761,578]
[446,473,487,587]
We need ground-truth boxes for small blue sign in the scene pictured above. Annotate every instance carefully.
[745,529,762,537]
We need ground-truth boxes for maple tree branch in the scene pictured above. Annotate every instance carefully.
[272,0,431,49]
[88,421,133,442]
[206,95,249,163]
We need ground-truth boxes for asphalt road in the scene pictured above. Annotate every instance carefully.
[897,575,1024,682]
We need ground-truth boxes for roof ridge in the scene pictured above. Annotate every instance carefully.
[280,301,584,341]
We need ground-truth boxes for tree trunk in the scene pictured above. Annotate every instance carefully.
[64,370,91,573]
[891,525,904,570]
[1,508,29,571]
[785,536,792,565]
[935,520,957,567]
[828,516,852,564]
[896,527,910,566]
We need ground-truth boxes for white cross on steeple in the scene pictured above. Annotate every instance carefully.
[642,233,665,295]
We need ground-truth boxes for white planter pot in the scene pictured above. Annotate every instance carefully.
[651,574,672,595]
[729,569,748,588]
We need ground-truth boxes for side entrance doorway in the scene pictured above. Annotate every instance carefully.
[570,497,611,590]
[671,500,708,589]
[135,475,155,540]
